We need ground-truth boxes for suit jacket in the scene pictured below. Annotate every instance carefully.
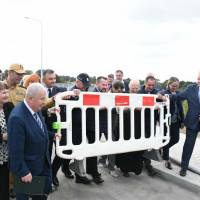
[168,84,200,130]
[109,81,129,92]
[86,88,118,133]
[45,86,67,131]
[140,83,163,91]
[0,102,14,144]
[138,88,161,134]
[7,101,55,177]
[86,87,108,133]
[163,90,184,124]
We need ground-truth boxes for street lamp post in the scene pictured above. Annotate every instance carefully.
[24,17,43,81]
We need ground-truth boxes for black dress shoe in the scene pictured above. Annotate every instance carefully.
[53,176,59,186]
[165,162,173,170]
[9,189,16,198]
[147,168,157,177]
[179,168,187,177]
[75,174,92,184]
[93,173,104,184]
[121,171,130,177]
[62,168,74,179]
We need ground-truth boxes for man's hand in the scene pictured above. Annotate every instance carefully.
[49,107,61,114]
[135,107,142,110]
[22,173,32,183]
[181,123,184,129]
[124,107,130,111]
[154,105,160,110]
[2,133,7,141]
[54,133,62,141]
[157,93,164,100]
[52,93,61,102]
[73,89,81,96]
[100,107,107,110]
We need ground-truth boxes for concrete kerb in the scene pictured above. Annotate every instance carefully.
[152,160,200,194]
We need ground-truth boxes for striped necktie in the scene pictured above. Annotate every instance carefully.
[33,113,44,132]
[199,88,200,104]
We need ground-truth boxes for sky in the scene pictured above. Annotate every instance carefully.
[0,0,200,82]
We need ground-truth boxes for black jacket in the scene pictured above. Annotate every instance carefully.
[0,102,14,144]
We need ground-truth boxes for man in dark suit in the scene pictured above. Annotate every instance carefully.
[138,76,161,177]
[158,72,200,177]
[140,72,163,91]
[7,83,61,200]
[42,69,73,187]
[86,76,109,183]
[109,70,129,92]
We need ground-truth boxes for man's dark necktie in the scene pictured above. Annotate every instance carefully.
[48,88,52,98]
[33,113,44,133]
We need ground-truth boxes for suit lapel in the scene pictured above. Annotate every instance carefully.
[52,86,58,97]
[22,102,47,140]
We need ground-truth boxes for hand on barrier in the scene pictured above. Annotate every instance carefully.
[135,107,142,110]
[53,92,61,102]
[54,133,62,141]
[154,105,160,110]
[48,107,60,114]
[157,93,163,100]
[181,123,184,129]
[100,106,107,110]
[73,89,81,96]
[2,133,7,141]
[22,173,32,183]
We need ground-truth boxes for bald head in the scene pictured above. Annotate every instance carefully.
[146,72,155,78]
[129,79,140,94]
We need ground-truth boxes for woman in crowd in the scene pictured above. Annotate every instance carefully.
[23,74,55,109]
[0,82,14,200]
[163,77,184,169]
[23,74,41,88]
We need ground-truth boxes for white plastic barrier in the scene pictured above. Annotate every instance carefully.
[53,92,170,160]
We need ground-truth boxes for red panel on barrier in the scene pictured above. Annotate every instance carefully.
[143,96,154,106]
[115,96,129,106]
[83,94,100,105]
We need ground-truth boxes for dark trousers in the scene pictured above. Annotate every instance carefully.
[52,132,71,177]
[181,125,200,169]
[163,121,180,161]
[16,162,52,200]
[62,124,82,172]
[86,129,99,176]
[0,162,9,200]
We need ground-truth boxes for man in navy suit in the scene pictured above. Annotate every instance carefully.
[8,83,61,200]
[158,72,200,177]
[109,70,129,92]
[138,76,161,177]
[42,69,73,186]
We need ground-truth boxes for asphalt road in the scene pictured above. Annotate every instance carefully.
[48,165,200,200]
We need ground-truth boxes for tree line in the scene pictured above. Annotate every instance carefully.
[2,69,196,89]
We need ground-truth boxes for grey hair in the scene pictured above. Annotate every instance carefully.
[43,69,54,78]
[25,83,46,98]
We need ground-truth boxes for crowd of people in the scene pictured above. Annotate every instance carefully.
[0,63,200,200]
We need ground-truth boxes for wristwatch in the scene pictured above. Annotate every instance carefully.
[47,109,51,117]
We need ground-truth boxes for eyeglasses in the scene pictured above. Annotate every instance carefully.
[170,85,179,88]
